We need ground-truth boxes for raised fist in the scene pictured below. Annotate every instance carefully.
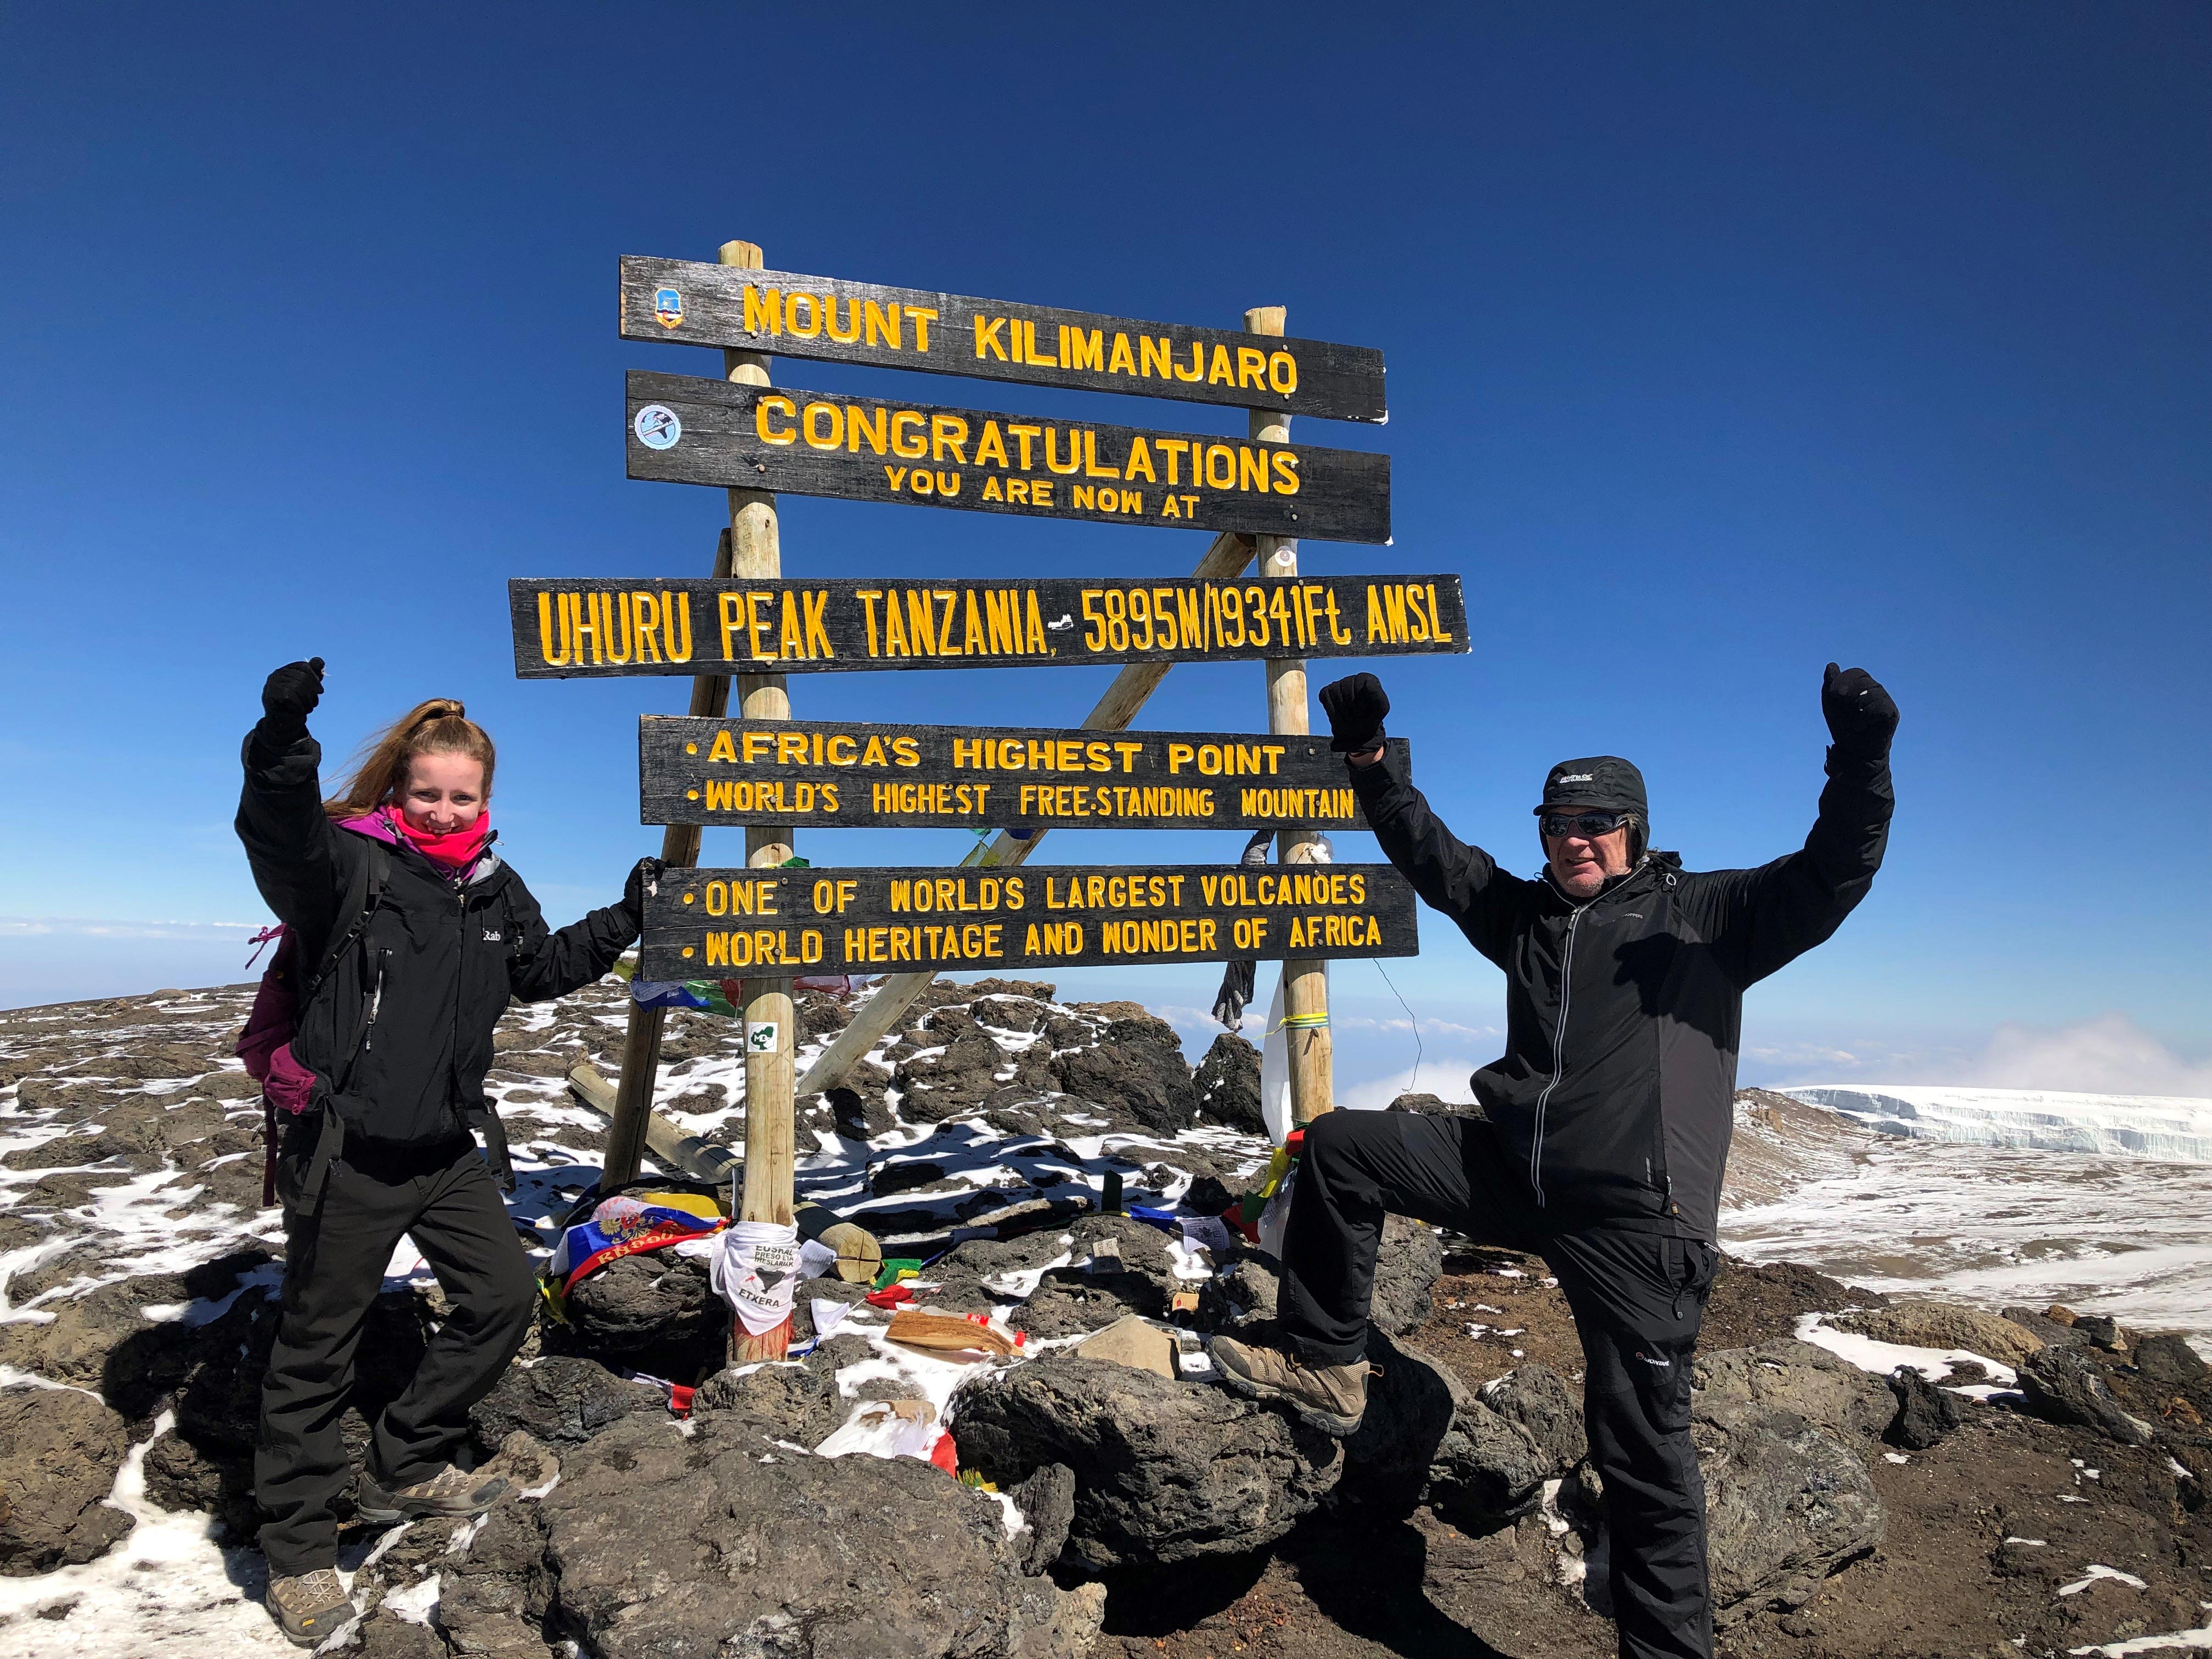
[1821,663,1898,754]
[260,659,325,727]
[1318,672,1390,754]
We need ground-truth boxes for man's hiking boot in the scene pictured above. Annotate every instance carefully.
[1209,1336,1370,1435]
[266,1567,353,1647]
[355,1463,507,1523]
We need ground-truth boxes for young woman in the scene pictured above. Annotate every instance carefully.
[236,657,654,1646]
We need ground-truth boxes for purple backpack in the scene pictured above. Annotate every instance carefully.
[236,844,388,1204]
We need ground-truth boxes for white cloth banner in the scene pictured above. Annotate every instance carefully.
[710,1220,805,1335]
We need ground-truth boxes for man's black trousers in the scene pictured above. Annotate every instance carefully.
[1280,1109,1721,1659]
[257,1134,536,1576]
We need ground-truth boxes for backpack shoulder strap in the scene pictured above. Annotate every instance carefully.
[300,841,391,1003]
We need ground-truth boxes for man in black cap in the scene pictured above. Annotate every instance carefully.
[1210,664,1897,1659]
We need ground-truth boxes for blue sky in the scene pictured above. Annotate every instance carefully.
[2,5,2205,1097]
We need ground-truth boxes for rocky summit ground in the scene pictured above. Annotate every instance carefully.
[0,976,2207,1658]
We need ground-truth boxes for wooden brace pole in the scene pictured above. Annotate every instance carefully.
[793,526,1259,1102]
[1250,304,1334,1124]
[716,238,799,1362]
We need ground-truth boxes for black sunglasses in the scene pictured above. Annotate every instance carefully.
[1541,811,1634,839]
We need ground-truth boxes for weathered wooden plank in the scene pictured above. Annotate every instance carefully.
[639,864,1418,979]
[510,574,1466,679]
[638,716,1410,833]
[625,370,1390,544]
[620,257,1386,424]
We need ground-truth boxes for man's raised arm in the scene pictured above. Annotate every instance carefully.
[1319,673,1530,965]
[1709,662,1899,986]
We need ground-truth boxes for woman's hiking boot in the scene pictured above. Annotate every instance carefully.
[355,1463,507,1523]
[266,1567,353,1647]
[1209,1336,1370,1435]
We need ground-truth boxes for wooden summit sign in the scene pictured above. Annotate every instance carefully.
[639,716,1414,833]
[639,862,1419,979]
[620,257,1387,424]
[511,574,1467,679]
[625,370,1391,544]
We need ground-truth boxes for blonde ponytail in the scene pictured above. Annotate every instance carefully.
[324,698,498,821]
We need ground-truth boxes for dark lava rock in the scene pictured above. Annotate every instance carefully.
[1884,1365,1962,1451]
[1371,1214,1444,1336]
[1198,1250,1282,1344]
[561,1249,727,1380]
[952,1352,1344,1569]
[2134,1332,2211,1390]
[469,1357,667,1453]
[440,1411,1101,1659]
[1696,1401,1884,1623]
[0,1384,136,1573]
[692,1356,849,1446]
[872,1158,950,1197]
[896,1020,1011,1122]
[1010,1461,1076,1575]
[1386,1092,1477,1115]
[1192,1033,1263,1134]
[1482,1362,1588,1471]
[1692,1341,1895,1444]
[1340,1331,1556,1526]
[1051,1019,1198,1135]
[2004,1306,2089,1349]
[2020,1345,2154,1446]
[2072,1313,2127,1353]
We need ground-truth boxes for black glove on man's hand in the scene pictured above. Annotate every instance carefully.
[1318,672,1390,754]
[620,856,665,939]
[1821,663,1899,754]
[260,658,325,730]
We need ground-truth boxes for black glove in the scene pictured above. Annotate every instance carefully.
[620,856,664,939]
[1318,672,1389,754]
[259,658,324,732]
[1821,663,1898,755]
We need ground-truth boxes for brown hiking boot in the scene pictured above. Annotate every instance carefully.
[266,1567,353,1647]
[1210,1336,1369,1435]
[355,1462,507,1523]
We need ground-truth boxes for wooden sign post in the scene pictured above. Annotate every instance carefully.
[637,716,1412,834]
[641,863,1419,979]
[1249,306,1334,1125]
[539,252,1413,1379]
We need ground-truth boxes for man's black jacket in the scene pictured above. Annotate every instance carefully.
[237,719,636,1153]
[1349,743,1892,1239]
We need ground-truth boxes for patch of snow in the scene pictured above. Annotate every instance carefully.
[0,1408,301,1652]
[2057,1565,2147,1596]
[1792,1312,2018,1386]
[380,1572,441,1625]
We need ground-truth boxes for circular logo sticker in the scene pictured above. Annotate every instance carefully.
[633,404,681,450]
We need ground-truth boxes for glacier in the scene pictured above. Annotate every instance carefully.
[1780,1085,2212,1162]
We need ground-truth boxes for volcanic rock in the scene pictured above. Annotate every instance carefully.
[952,1352,1344,1568]
[1371,1214,1444,1336]
[1883,1365,1962,1451]
[1833,1300,2043,1366]
[441,1411,1100,1659]
[2019,1345,2155,1446]
[1051,1018,1198,1135]
[1692,1340,1895,1443]
[1695,1400,1884,1622]
[469,1357,668,1453]
[1192,1034,1263,1134]
[0,1384,135,1574]
[560,1248,727,1379]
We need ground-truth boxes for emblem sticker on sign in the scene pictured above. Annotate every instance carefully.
[744,1020,780,1054]
[653,287,684,329]
[633,404,681,450]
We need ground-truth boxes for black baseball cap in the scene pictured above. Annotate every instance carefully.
[1533,756,1647,819]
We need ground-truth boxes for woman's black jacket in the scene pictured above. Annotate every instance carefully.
[236,716,636,1155]
[1349,741,1892,1241]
